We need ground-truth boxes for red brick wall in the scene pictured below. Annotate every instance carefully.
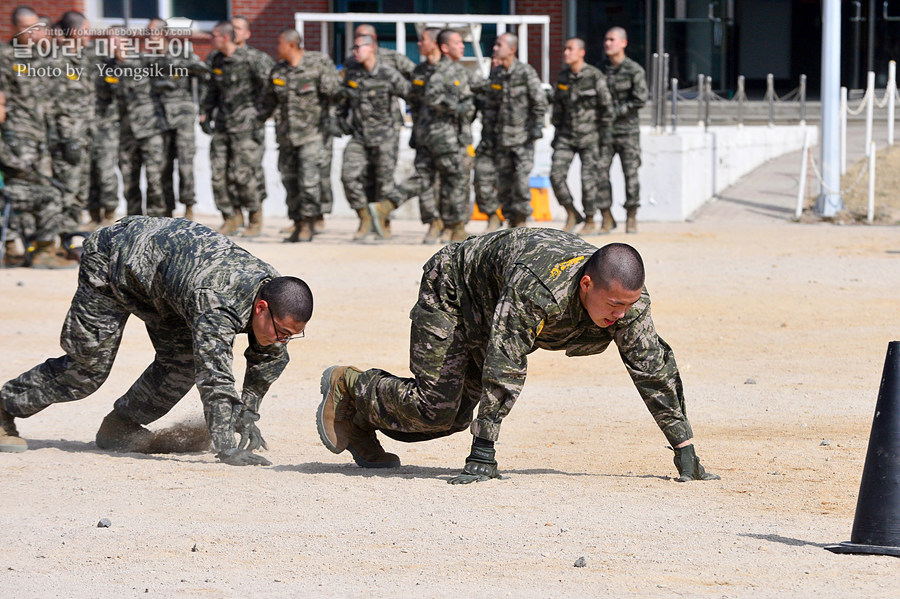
[515,0,565,82]
[0,1,86,42]
[231,0,330,59]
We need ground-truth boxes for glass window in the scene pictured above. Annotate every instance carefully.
[102,0,158,19]
[171,0,228,21]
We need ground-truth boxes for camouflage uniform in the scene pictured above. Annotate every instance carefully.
[97,54,168,217]
[0,132,64,244]
[202,46,273,218]
[150,48,210,214]
[338,61,410,210]
[48,43,96,232]
[471,69,502,216]
[0,216,289,452]
[600,56,647,210]
[259,51,340,222]
[388,56,473,225]
[90,61,123,215]
[351,228,694,448]
[550,63,614,217]
[492,59,547,221]
[303,51,342,217]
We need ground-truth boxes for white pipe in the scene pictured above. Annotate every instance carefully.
[889,61,896,146]
[865,71,875,156]
[796,127,810,219]
[868,141,876,223]
[815,0,842,217]
[518,23,527,65]
[840,86,848,175]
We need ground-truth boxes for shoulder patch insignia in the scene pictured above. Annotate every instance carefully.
[13,64,26,73]
[491,83,502,90]
[454,79,460,86]
[557,83,568,90]
[549,256,586,281]
[348,80,358,88]
[104,76,119,84]
[273,77,286,86]
[66,72,79,80]
[213,68,223,75]
[413,78,425,86]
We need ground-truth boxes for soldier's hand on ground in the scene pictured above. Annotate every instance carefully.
[672,444,720,482]
[216,448,272,467]
[448,444,502,484]
[234,409,268,452]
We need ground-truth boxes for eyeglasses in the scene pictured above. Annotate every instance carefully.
[268,308,305,343]
[351,43,371,51]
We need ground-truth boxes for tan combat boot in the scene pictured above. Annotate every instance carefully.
[316,365,363,453]
[347,416,401,469]
[509,214,527,228]
[183,205,194,221]
[369,200,394,239]
[0,405,27,453]
[313,215,325,233]
[100,208,117,227]
[563,206,580,232]
[579,216,597,236]
[243,210,262,238]
[95,410,154,452]
[30,240,78,269]
[599,208,617,234]
[297,219,314,242]
[3,240,25,267]
[88,207,102,229]
[353,208,372,241]
[625,208,638,234]
[218,213,240,236]
[484,212,502,233]
[449,222,468,242]
[422,220,443,244]
[286,220,303,243]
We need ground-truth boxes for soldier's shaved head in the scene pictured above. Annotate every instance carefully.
[567,37,585,51]
[585,243,645,291]
[279,27,302,48]
[259,277,314,323]
[355,23,377,40]
[607,26,627,41]
[501,32,518,51]
[213,20,235,42]
[11,6,37,27]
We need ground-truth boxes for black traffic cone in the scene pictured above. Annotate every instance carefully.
[826,341,900,556]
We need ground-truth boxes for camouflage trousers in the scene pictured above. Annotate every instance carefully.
[496,143,534,219]
[88,118,121,213]
[550,137,607,217]
[341,134,399,211]
[119,131,167,217]
[353,248,484,442]
[277,139,322,222]
[209,130,265,216]
[473,143,499,216]
[598,131,642,210]
[318,134,334,215]
[2,179,65,243]
[0,231,195,425]
[161,126,197,213]
[389,146,467,225]
[51,136,91,233]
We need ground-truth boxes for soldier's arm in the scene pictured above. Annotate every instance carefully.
[390,67,412,101]
[240,334,290,419]
[318,57,342,102]
[613,293,694,447]
[393,51,416,80]
[596,73,615,136]
[630,64,649,110]
[472,268,554,441]
[257,67,278,122]
[527,67,549,125]
[550,78,564,128]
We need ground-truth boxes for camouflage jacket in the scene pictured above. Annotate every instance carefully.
[148,48,210,130]
[431,228,694,446]
[551,63,614,145]
[422,56,473,155]
[47,41,97,144]
[202,46,273,134]
[490,59,547,147]
[300,50,341,139]
[88,216,289,451]
[0,41,52,148]
[96,54,168,140]
[471,66,502,153]
[259,51,341,147]
[601,56,648,135]
[338,61,411,145]
[345,46,415,128]
[408,57,441,147]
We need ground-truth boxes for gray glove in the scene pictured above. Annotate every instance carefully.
[673,444,720,482]
[234,409,267,452]
[448,443,502,484]
[216,447,272,467]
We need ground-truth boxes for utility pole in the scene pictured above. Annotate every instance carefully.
[816,0,844,216]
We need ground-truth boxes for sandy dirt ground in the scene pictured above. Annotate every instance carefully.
[1,206,899,598]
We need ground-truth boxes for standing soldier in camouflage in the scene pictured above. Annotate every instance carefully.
[317,230,718,484]
[490,33,547,228]
[260,28,340,243]
[146,18,209,221]
[0,8,75,267]
[201,21,273,237]
[471,56,503,233]
[48,11,95,236]
[0,217,313,464]
[370,29,473,243]
[338,34,411,241]
[550,38,614,234]
[599,27,647,234]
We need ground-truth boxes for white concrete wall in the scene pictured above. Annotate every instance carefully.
[146,122,816,223]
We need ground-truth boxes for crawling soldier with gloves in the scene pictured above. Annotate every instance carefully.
[0,217,312,466]
[317,229,718,484]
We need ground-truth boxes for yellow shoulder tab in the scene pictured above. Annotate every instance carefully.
[491,83,502,90]
[454,79,460,86]
[272,77,286,86]
[13,64,27,74]
[413,78,425,86]
[557,83,568,90]
[66,72,79,80]
[348,80,358,88]
[213,68,223,75]
[104,76,119,84]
